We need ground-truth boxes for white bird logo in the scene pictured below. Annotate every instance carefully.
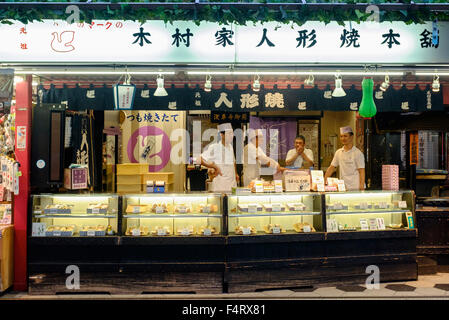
[51,31,75,53]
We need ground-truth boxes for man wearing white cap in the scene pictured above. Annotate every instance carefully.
[200,122,239,192]
[324,126,365,191]
[242,129,285,187]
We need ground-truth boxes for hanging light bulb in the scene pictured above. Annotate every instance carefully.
[432,74,440,92]
[204,75,212,92]
[252,74,261,92]
[154,74,168,96]
[332,74,346,97]
[380,75,390,92]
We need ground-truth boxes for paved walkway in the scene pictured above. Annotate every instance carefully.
[3,272,449,299]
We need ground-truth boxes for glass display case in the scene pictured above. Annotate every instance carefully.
[227,193,323,235]
[122,193,223,236]
[324,190,415,232]
[31,194,119,237]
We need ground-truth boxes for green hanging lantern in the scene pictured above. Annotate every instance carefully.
[359,78,377,118]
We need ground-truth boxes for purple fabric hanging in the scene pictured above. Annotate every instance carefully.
[249,116,297,162]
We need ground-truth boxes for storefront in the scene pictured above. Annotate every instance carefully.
[2,5,448,293]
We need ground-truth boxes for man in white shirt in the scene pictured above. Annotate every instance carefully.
[200,123,239,192]
[242,129,285,186]
[285,135,314,168]
[324,126,365,191]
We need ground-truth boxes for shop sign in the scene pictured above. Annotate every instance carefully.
[2,20,448,64]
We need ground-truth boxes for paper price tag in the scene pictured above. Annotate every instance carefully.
[243,227,251,235]
[360,203,368,210]
[87,230,96,237]
[317,182,325,192]
[133,206,140,214]
[155,206,164,214]
[248,205,257,214]
[53,231,62,237]
[303,225,311,233]
[254,180,264,193]
[326,219,338,232]
[274,180,283,193]
[203,228,212,236]
[202,206,211,213]
[398,201,407,209]
[92,208,100,214]
[272,226,281,234]
[376,218,386,230]
[181,229,191,236]
[379,202,388,209]
[360,218,369,231]
[32,223,46,237]
[157,229,167,236]
[272,204,281,212]
[369,219,378,230]
[132,229,141,236]
[177,207,187,213]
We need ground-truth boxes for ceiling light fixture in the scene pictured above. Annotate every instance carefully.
[380,75,390,92]
[252,74,261,92]
[332,74,346,97]
[204,74,212,92]
[154,74,168,97]
[432,74,440,92]
[14,70,176,75]
[187,71,404,76]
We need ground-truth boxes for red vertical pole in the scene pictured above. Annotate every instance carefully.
[13,76,32,291]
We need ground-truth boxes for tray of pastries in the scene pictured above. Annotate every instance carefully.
[234,225,257,235]
[174,204,191,213]
[126,205,149,214]
[198,204,219,213]
[263,223,286,234]
[45,225,75,236]
[387,223,404,229]
[150,203,170,213]
[197,225,219,236]
[86,203,109,214]
[44,204,73,214]
[176,225,195,236]
[151,225,172,236]
[125,226,150,236]
[293,222,316,233]
[79,225,107,236]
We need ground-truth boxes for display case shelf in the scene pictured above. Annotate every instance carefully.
[123,214,222,218]
[34,214,117,219]
[229,211,321,218]
[326,209,410,216]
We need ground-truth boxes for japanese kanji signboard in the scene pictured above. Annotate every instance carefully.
[1,20,448,64]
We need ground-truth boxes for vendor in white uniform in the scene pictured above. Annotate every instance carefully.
[324,126,365,191]
[285,135,314,168]
[242,129,285,187]
[200,122,239,192]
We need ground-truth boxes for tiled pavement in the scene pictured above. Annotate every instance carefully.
[3,272,449,299]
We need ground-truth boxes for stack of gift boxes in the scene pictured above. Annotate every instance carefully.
[382,165,399,191]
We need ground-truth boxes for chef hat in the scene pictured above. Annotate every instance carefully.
[218,122,233,132]
[248,129,264,141]
[340,126,353,134]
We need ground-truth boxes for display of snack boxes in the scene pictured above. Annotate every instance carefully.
[287,203,307,211]
[146,180,154,193]
[154,181,165,193]
[262,203,286,212]
[86,204,108,214]
[326,203,349,210]
[79,225,107,236]
[43,205,72,214]
[237,204,263,212]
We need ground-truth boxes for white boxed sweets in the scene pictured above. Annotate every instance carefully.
[287,203,307,211]
[327,202,348,211]
[237,204,263,213]
[86,203,108,214]
[354,202,373,210]
[263,203,285,212]
[284,170,310,192]
[146,180,154,193]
